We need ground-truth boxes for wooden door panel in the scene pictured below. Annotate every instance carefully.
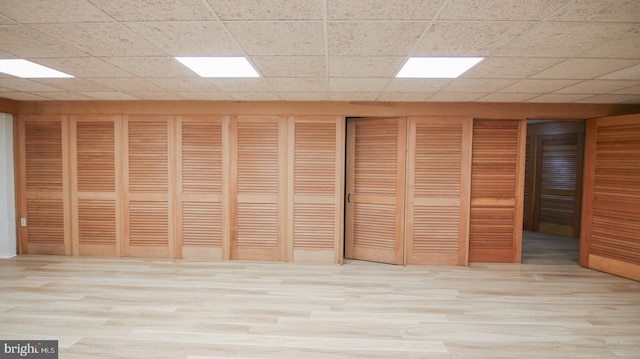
[406,117,471,265]
[231,116,287,261]
[177,116,226,260]
[20,116,70,255]
[346,118,405,265]
[582,114,640,281]
[288,116,345,263]
[469,120,524,263]
[124,116,173,259]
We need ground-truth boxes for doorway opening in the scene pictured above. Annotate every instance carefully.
[522,120,585,264]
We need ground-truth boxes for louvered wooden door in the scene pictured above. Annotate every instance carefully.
[345,118,406,265]
[405,117,472,265]
[123,115,174,259]
[581,114,640,281]
[231,116,287,261]
[18,115,70,255]
[469,120,525,263]
[288,116,345,263]
[71,116,121,257]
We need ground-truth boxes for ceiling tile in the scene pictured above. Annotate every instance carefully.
[226,91,280,101]
[598,63,640,80]
[0,15,16,25]
[377,92,431,101]
[124,91,185,100]
[428,92,487,102]
[327,0,441,20]
[267,78,328,92]
[526,93,591,103]
[533,59,640,80]
[148,78,221,92]
[0,0,112,23]
[101,57,196,78]
[575,94,640,104]
[207,0,322,20]
[32,92,95,100]
[87,78,168,92]
[463,57,563,79]
[329,57,404,78]
[441,79,515,93]
[438,0,568,20]
[32,23,165,57]
[174,92,234,100]
[584,28,640,59]
[128,22,243,57]
[330,92,379,101]
[496,22,637,57]
[0,78,63,92]
[328,22,427,56]
[613,84,640,95]
[28,57,134,78]
[329,78,390,92]
[412,22,535,56]
[30,79,115,92]
[82,92,140,100]
[497,79,580,93]
[555,80,640,94]
[226,22,324,56]
[277,92,330,101]
[251,56,326,78]
[477,93,538,102]
[0,25,88,58]
[0,92,51,101]
[207,78,273,92]
[90,0,215,21]
[548,0,640,22]
[386,78,452,93]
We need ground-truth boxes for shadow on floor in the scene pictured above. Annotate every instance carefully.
[521,230,579,265]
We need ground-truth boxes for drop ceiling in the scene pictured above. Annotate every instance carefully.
[0,0,639,103]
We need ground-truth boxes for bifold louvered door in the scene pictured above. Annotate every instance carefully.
[231,116,287,261]
[469,120,525,263]
[177,115,228,260]
[71,116,121,257]
[18,115,70,255]
[581,114,640,281]
[123,115,174,259]
[346,118,406,265]
[406,117,472,265]
[288,116,345,263]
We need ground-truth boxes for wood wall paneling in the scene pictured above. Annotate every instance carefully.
[405,117,472,265]
[469,119,524,263]
[581,114,640,281]
[288,116,345,263]
[345,118,406,265]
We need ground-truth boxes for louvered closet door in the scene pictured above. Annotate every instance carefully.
[18,115,70,255]
[405,117,472,265]
[288,116,345,263]
[345,118,406,265]
[581,114,640,281]
[123,116,174,259]
[231,116,287,261]
[177,115,228,260]
[71,116,121,257]
[469,120,525,263]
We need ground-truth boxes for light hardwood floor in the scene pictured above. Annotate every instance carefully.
[1,233,638,358]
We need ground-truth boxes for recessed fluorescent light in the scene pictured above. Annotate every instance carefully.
[396,57,484,78]
[175,57,260,78]
[0,59,74,78]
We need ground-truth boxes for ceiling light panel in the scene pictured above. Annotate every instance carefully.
[175,57,260,78]
[0,59,74,78]
[396,57,484,78]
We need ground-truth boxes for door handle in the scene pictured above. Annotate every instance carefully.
[347,193,351,203]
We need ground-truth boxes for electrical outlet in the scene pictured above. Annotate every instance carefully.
[20,218,26,227]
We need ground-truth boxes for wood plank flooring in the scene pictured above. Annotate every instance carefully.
[0,233,639,358]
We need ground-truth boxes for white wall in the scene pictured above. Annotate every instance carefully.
[0,113,16,258]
